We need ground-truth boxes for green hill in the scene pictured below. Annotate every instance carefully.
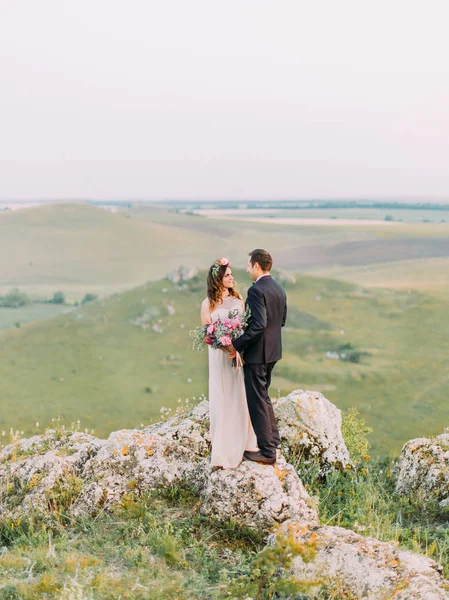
[0,203,220,301]
[2,269,449,455]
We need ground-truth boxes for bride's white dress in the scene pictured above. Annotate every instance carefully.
[208,295,259,468]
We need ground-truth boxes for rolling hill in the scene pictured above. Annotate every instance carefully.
[0,202,220,301]
[2,269,449,456]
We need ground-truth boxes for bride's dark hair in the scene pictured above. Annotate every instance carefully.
[207,259,242,311]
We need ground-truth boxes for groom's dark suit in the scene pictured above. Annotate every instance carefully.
[233,274,287,459]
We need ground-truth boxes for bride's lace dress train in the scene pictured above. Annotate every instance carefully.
[208,296,258,468]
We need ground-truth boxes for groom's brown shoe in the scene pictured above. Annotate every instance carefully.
[243,451,276,465]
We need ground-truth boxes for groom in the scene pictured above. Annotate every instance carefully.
[229,249,287,465]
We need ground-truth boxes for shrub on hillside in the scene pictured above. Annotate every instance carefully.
[341,406,373,465]
[50,291,66,304]
[0,288,30,308]
[81,293,98,304]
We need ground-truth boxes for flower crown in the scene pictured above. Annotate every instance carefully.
[211,257,230,278]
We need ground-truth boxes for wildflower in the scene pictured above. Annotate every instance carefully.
[364,454,370,461]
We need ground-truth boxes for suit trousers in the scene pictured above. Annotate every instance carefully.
[243,361,281,458]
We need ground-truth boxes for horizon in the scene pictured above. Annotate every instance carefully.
[2,197,449,205]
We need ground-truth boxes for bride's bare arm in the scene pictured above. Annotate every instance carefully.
[200,298,212,325]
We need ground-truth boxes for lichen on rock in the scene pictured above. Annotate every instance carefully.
[396,432,449,508]
[272,521,449,599]
[273,389,352,472]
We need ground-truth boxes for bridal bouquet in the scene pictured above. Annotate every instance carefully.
[189,307,251,370]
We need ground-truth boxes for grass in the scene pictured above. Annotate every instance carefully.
[315,256,449,296]
[0,303,68,331]
[0,486,321,599]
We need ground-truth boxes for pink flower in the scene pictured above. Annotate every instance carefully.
[219,257,229,266]
[219,335,232,346]
[207,324,215,334]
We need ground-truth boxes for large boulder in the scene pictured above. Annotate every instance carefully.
[273,389,351,472]
[274,521,449,599]
[0,431,105,520]
[71,429,207,517]
[72,401,211,517]
[198,455,318,533]
[395,433,449,508]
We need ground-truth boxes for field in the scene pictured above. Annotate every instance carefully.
[195,206,449,223]
[2,267,449,456]
[0,304,68,330]
[4,201,449,298]
[3,202,449,456]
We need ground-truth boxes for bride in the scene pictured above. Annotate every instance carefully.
[200,257,259,468]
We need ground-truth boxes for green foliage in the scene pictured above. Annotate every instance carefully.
[81,293,98,304]
[330,343,371,364]
[0,288,30,308]
[0,586,22,600]
[341,406,373,465]
[227,532,318,599]
[44,473,84,515]
[50,290,66,304]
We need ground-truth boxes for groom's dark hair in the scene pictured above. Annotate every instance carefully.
[249,249,273,272]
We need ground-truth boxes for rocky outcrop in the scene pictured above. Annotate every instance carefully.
[1,394,449,598]
[273,389,352,472]
[274,521,449,599]
[0,400,317,532]
[396,432,449,508]
[166,265,198,284]
[0,431,104,520]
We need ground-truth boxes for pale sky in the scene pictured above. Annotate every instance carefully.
[0,0,448,201]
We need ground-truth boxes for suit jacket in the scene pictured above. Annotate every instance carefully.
[233,274,287,364]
